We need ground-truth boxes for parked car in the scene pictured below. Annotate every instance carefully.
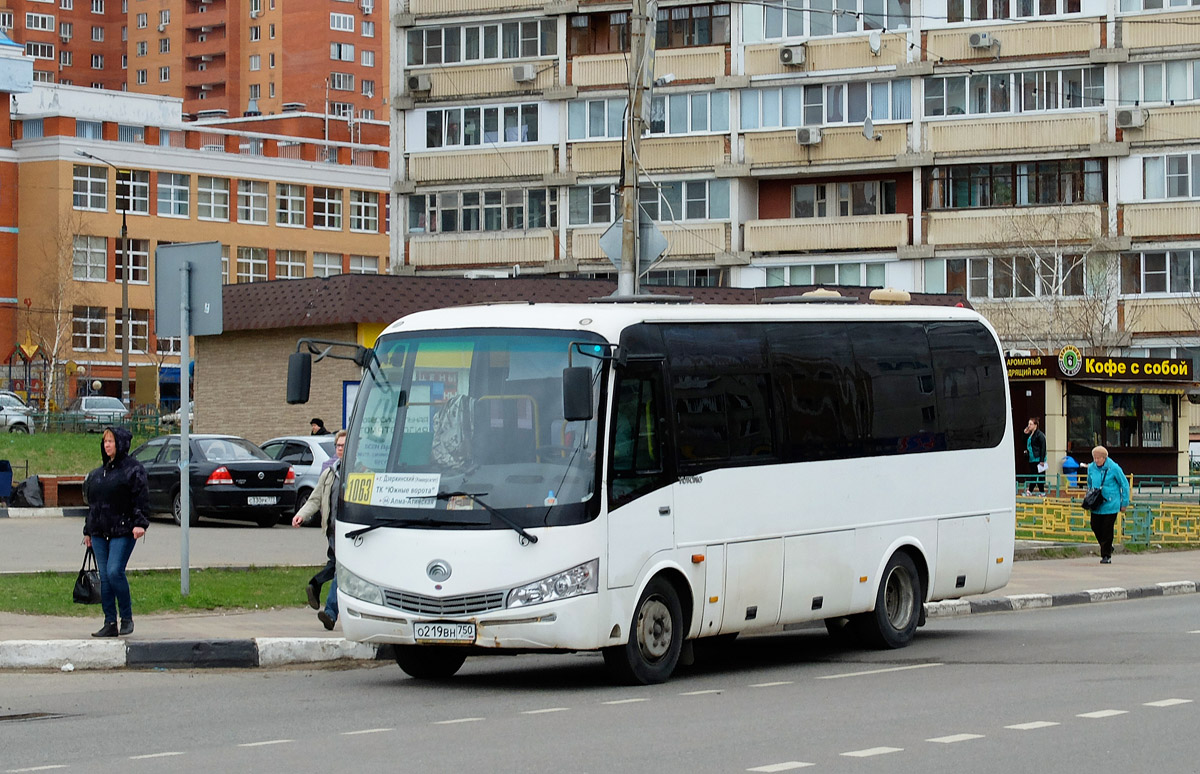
[63,396,131,431]
[260,435,336,521]
[159,400,194,427]
[0,393,33,434]
[130,434,296,527]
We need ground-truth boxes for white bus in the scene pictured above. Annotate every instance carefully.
[294,301,1014,684]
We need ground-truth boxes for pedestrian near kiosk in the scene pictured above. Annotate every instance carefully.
[1022,417,1047,494]
[1086,445,1130,564]
[83,426,150,637]
[292,429,345,630]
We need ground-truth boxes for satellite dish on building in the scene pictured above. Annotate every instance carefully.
[868,30,882,56]
[862,117,882,142]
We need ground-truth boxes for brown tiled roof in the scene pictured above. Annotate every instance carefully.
[221,275,971,332]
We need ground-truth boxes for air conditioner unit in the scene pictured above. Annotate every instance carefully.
[407,73,432,92]
[1116,108,1147,129]
[778,44,805,66]
[512,63,536,83]
[249,9,260,18]
[360,0,373,13]
[968,32,993,49]
[795,126,822,145]
[157,23,165,32]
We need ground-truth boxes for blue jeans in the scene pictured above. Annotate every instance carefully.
[90,535,137,623]
[325,576,339,622]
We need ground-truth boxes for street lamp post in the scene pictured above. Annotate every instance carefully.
[75,150,130,407]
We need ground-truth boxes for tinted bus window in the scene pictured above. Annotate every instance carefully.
[847,322,939,456]
[926,321,1006,450]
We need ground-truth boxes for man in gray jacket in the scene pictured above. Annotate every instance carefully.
[292,429,345,629]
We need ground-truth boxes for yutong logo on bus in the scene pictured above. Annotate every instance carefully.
[426,560,452,582]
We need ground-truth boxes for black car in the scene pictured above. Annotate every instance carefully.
[131,434,297,527]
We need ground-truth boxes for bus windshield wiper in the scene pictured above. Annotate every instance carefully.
[345,515,438,540]
[437,491,539,545]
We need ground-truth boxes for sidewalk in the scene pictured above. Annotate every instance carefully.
[1,542,1197,671]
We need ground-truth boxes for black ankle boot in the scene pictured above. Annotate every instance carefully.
[119,619,134,636]
[92,621,118,638]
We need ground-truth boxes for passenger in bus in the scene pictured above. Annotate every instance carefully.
[292,429,346,629]
[1086,446,1130,565]
[1023,417,1047,495]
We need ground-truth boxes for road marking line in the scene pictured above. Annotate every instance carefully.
[602,698,648,705]
[1077,710,1128,719]
[680,689,723,696]
[237,740,293,747]
[927,733,984,744]
[1005,721,1060,730]
[433,717,484,725]
[750,681,794,688]
[521,708,569,715]
[1144,699,1193,708]
[842,747,902,758]
[129,752,185,760]
[747,762,814,772]
[1189,630,1200,634]
[818,663,943,680]
[6,767,68,773]
[341,728,394,735]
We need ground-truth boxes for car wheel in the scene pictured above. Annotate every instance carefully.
[854,551,922,649]
[172,490,199,527]
[602,576,684,685]
[394,646,468,680]
[9,423,28,433]
[255,512,277,528]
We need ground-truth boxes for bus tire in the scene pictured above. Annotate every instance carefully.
[394,645,467,680]
[856,551,922,649]
[603,577,683,685]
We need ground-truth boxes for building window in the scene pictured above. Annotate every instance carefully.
[237,180,269,224]
[313,187,343,230]
[59,51,72,66]
[329,71,353,91]
[135,40,147,56]
[25,42,54,59]
[566,185,615,227]
[410,18,556,65]
[654,4,732,48]
[23,119,43,138]
[948,0,1079,21]
[766,263,887,288]
[756,0,909,38]
[927,160,1105,208]
[275,249,305,279]
[952,255,1087,299]
[115,308,150,354]
[198,176,230,221]
[117,124,143,143]
[330,42,354,61]
[640,180,730,221]
[91,54,104,69]
[156,336,180,355]
[741,80,911,130]
[159,66,169,82]
[156,173,189,217]
[925,67,1103,118]
[135,69,147,84]
[1068,390,1174,454]
[330,12,353,31]
[26,13,54,31]
[788,179,897,218]
[73,165,107,211]
[362,20,374,37]
[422,103,539,150]
[330,102,354,117]
[313,252,342,276]
[72,306,106,351]
[0,12,13,29]
[249,54,261,70]
[91,25,104,41]
[410,188,559,232]
[349,191,379,232]
[1120,250,1200,295]
[114,170,150,215]
[1143,153,1200,200]
[160,9,169,24]
[349,255,378,274]
[249,25,261,40]
[362,49,375,67]
[159,37,169,53]
[117,239,150,284]
[90,0,103,12]
[73,235,107,281]
[275,183,305,226]
[59,21,72,40]
[361,79,375,97]
[236,247,268,283]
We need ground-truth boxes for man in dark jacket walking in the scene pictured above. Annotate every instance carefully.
[84,425,150,637]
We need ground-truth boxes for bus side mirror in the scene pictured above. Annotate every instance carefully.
[287,352,312,404]
[562,367,593,422]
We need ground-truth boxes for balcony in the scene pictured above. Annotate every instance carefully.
[743,123,906,170]
[924,113,1105,157]
[571,136,724,175]
[925,18,1099,61]
[744,214,910,253]
[405,61,558,99]
[183,66,227,90]
[1122,297,1200,335]
[572,46,725,88]
[408,231,556,267]
[1124,11,1198,49]
[409,0,544,15]
[185,35,226,60]
[570,222,728,261]
[1124,105,1200,148]
[407,146,555,183]
[744,33,908,77]
[1123,201,1200,240]
[926,204,1104,247]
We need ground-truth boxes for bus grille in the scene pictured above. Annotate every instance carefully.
[383,589,506,616]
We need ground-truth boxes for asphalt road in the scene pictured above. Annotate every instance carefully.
[2,595,1197,774]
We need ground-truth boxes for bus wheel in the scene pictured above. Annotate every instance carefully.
[857,551,921,649]
[394,645,467,680]
[603,577,683,685]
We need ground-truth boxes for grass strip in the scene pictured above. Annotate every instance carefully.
[0,565,323,617]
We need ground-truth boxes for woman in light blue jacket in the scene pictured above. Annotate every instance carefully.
[1086,446,1130,564]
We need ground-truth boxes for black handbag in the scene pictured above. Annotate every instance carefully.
[73,546,102,605]
[1081,469,1108,512]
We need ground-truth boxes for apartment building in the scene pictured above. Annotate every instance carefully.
[2,82,388,408]
[393,0,1200,472]
[0,0,389,120]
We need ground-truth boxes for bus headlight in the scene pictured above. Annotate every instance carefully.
[506,559,599,609]
[337,564,384,606]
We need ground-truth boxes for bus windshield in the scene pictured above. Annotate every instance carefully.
[342,328,607,530]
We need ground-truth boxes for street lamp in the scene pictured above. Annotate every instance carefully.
[75,149,130,407]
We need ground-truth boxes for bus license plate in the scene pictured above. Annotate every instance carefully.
[413,622,476,644]
[247,496,277,506]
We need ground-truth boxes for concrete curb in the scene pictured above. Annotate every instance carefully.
[924,580,1200,619]
[0,507,87,519]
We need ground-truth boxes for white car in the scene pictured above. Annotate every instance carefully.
[160,401,194,427]
[0,393,33,434]
[259,435,337,521]
[63,396,130,431]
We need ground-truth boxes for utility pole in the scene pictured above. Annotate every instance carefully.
[618,0,650,297]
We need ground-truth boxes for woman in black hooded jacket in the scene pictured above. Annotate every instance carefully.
[84,426,150,637]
